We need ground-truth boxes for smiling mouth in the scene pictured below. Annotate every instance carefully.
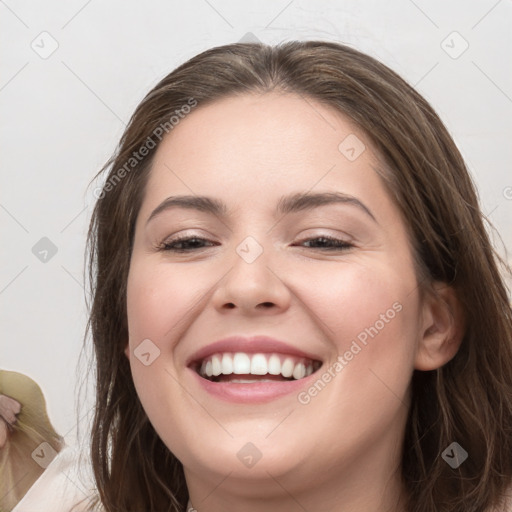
[193,352,323,383]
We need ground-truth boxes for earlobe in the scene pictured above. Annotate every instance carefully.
[124,343,130,360]
[414,283,465,371]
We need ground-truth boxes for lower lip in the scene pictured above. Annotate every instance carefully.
[189,367,319,403]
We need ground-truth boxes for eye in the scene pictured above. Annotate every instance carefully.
[158,235,217,252]
[294,235,353,251]
[157,235,353,252]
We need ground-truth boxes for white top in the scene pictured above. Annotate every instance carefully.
[12,445,99,512]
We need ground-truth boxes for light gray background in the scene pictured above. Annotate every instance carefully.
[1,0,511,446]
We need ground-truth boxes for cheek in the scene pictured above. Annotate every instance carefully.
[290,265,418,465]
[300,259,417,343]
[126,259,194,343]
[125,260,195,428]
[301,259,419,404]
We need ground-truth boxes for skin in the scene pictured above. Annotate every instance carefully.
[124,92,464,512]
[0,394,21,425]
[0,394,20,449]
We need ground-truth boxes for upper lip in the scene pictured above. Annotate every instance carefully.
[186,335,323,368]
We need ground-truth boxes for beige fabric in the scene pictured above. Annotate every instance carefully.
[0,370,65,511]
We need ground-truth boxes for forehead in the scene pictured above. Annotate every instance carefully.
[159,92,369,162]
[143,92,384,202]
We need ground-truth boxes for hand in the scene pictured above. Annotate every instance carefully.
[0,394,21,426]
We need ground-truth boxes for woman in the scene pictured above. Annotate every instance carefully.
[84,40,512,511]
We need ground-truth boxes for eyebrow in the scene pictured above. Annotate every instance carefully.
[146,191,377,225]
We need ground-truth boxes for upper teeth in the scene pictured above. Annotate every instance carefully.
[198,353,319,380]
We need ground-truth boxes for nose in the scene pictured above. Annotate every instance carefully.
[212,238,292,316]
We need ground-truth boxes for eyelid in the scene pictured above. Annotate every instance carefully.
[159,228,354,243]
[160,228,211,240]
[294,227,356,243]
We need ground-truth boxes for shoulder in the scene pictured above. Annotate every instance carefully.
[12,444,103,512]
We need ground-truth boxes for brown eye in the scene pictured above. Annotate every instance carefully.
[159,236,216,252]
[295,236,353,251]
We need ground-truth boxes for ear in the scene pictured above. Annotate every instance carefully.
[124,342,130,360]
[414,282,465,371]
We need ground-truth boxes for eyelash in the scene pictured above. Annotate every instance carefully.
[158,235,353,253]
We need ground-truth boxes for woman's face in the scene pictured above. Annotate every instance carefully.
[125,92,426,502]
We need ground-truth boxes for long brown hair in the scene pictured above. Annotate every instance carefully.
[85,40,512,511]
